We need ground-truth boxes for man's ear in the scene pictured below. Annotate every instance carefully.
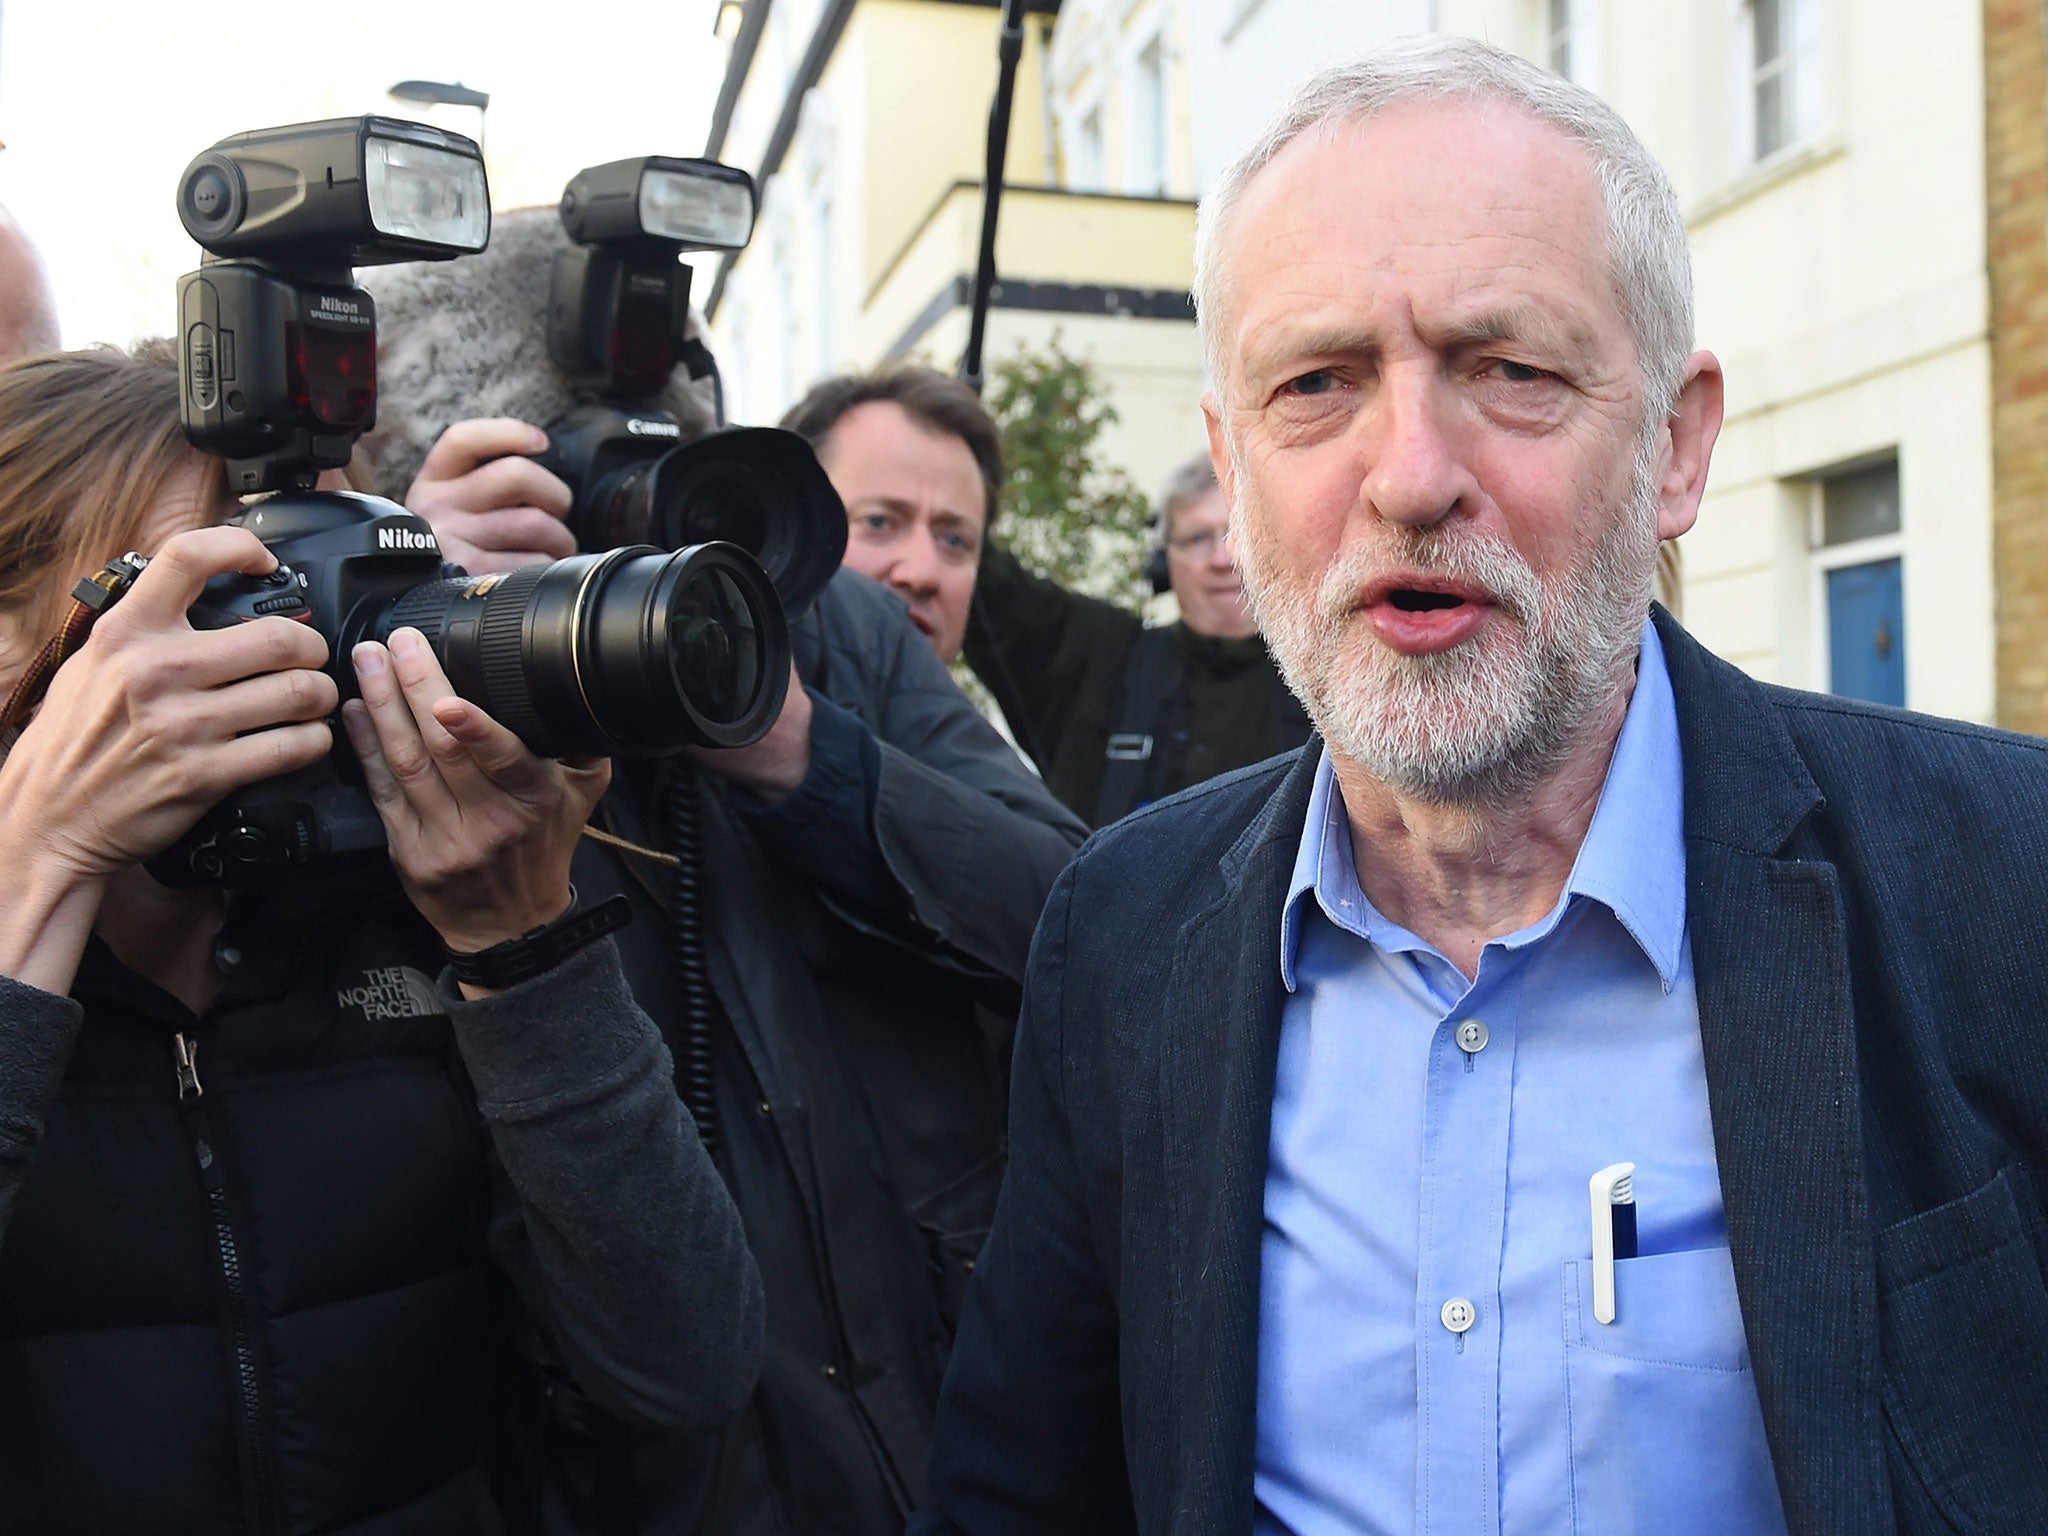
[1203,391,1236,511]
[1656,350,1723,542]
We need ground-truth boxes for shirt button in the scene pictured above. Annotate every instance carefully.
[1440,1297,1477,1334]
[1455,1019,1489,1054]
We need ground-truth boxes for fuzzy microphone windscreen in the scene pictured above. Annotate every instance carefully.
[360,205,719,500]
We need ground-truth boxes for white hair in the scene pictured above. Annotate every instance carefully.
[1192,33,1694,420]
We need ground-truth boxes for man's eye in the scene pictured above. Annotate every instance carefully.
[1285,369,1338,397]
[1490,360,1549,384]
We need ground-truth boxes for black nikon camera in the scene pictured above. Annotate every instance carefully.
[156,117,824,886]
[533,154,843,609]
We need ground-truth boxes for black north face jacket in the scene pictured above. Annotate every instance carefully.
[0,875,762,1535]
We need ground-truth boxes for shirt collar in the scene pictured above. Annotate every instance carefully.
[1280,617,1687,993]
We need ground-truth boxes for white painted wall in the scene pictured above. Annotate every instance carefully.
[1185,0,1432,189]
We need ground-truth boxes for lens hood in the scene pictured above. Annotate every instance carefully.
[643,426,847,620]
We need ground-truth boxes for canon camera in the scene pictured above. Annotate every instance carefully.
[535,154,845,615]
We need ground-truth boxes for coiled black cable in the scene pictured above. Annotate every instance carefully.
[664,767,719,1164]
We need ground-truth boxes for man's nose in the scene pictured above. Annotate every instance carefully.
[1360,369,1471,529]
[889,524,943,595]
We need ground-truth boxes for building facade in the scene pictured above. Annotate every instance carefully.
[704,0,1208,504]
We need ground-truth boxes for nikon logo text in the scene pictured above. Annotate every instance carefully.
[626,418,682,438]
[315,295,365,319]
[377,526,438,552]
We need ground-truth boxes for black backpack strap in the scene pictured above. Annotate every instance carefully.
[1094,626,1185,827]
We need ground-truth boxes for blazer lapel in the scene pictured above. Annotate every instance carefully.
[1155,747,1319,1535]
[1658,612,1887,1536]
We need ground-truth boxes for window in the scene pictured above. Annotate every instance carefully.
[1545,0,1598,89]
[1070,101,1106,192]
[1124,35,1168,196]
[1746,0,1819,162]
[1813,459,1904,706]
[1548,0,1574,76]
[809,183,834,378]
[1540,0,1597,89]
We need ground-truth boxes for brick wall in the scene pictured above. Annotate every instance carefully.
[1988,0,2048,732]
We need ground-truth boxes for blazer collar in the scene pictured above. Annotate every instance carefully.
[1653,605,1824,856]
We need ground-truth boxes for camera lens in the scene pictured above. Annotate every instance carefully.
[647,453,770,556]
[372,542,787,758]
[579,456,665,551]
[577,448,775,559]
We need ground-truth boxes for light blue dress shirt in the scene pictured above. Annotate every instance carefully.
[1253,621,1789,1536]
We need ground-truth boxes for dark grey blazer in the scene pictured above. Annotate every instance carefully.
[915,609,2048,1536]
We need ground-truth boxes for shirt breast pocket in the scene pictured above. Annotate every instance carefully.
[1562,1247,1788,1536]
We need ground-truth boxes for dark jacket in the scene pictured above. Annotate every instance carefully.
[526,569,1087,1534]
[964,542,1309,824]
[0,876,761,1536]
[917,609,2048,1536]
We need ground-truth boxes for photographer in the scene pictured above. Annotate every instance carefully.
[367,208,1088,1535]
[0,343,763,1533]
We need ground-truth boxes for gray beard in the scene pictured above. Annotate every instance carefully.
[1233,434,1661,807]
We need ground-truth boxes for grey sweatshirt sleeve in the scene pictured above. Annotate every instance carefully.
[0,975,84,1250]
[446,937,764,1432]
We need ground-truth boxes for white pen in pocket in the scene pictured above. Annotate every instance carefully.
[1589,1161,1637,1325]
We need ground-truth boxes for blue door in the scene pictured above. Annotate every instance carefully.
[1827,558,1905,706]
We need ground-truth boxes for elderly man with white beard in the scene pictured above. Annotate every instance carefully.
[912,32,2048,1536]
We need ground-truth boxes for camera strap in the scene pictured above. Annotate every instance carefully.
[0,552,150,747]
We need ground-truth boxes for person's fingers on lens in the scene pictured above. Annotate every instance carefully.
[101,525,275,631]
[427,694,580,802]
[384,628,572,818]
[350,638,457,816]
[452,505,578,560]
[410,417,549,491]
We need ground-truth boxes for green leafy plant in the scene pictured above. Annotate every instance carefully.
[986,332,1153,613]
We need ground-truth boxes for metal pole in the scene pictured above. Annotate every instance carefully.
[961,0,1028,395]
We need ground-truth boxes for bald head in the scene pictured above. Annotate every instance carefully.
[0,209,59,364]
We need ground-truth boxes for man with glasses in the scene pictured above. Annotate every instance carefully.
[965,450,1310,826]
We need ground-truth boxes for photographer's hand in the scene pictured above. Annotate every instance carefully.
[341,627,610,993]
[0,526,336,992]
[405,418,577,574]
[687,662,813,804]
